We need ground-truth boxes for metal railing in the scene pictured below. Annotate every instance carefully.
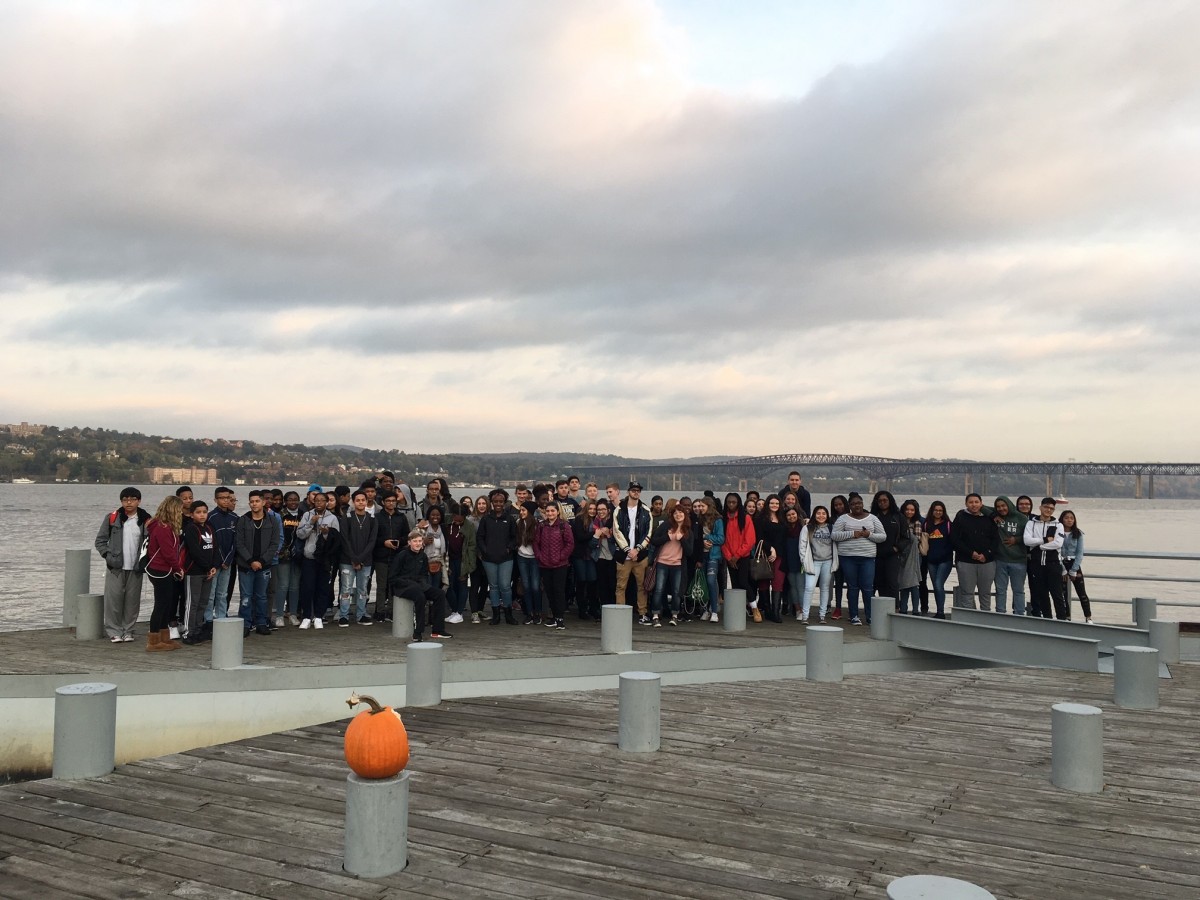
[1073,550,1199,609]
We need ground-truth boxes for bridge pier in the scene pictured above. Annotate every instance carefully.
[671,473,682,491]
[1135,474,1143,499]
[979,472,987,494]
[964,474,972,495]
[1149,473,1155,499]
[1059,471,1068,498]
[1045,474,1053,497]
[737,478,748,493]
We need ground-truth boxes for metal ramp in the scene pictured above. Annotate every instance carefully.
[888,613,1102,672]
[949,608,1149,653]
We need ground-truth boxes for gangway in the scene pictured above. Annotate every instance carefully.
[948,608,1149,654]
[887,613,1102,672]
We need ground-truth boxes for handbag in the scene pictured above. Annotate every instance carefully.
[642,562,657,594]
[918,530,930,557]
[749,541,774,582]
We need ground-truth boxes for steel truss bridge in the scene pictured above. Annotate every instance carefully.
[581,455,1200,497]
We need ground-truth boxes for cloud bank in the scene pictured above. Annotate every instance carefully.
[1,0,1197,458]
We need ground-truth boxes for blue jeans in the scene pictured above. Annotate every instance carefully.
[706,556,721,614]
[928,560,952,615]
[483,558,514,609]
[206,565,234,621]
[516,555,540,616]
[652,564,683,615]
[338,564,372,619]
[237,567,270,629]
[840,555,875,622]
[446,556,467,614]
[898,585,920,613]
[802,558,833,617]
[274,559,300,617]
[993,560,1027,615]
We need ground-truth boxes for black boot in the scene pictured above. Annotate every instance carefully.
[491,606,501,625]
[504,606,518,625]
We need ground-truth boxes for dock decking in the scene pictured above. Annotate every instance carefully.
[1,663,1196,899]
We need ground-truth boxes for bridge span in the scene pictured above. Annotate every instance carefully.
[579,454,1200,497]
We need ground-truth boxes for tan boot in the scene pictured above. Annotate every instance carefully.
[146,631,167,652]
[159,628,181,650]
[751,607,763,623]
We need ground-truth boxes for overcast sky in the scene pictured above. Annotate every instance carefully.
[2,1,1197,460]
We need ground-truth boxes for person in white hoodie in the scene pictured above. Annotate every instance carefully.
[1023,497,1066,619]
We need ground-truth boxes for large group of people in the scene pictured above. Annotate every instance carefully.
[93,471,1097,652]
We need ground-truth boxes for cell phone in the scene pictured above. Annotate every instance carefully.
[1046,525,1057,539]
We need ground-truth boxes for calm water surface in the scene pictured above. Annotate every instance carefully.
[2,483,1196,632]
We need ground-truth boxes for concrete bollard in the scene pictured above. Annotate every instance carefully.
[1132,596,1157,630]
[722,588,747,632]
[53,682,118,779]
[344,771,409,877]
[74,593,105,641]
[63,548,91,627]
[887,874,996,900]
[1113,646,1159,710]
[806,626,844,683]
[211,617,244,669]
[870,596,895,640]
[1148,619,1180,665]
[406,642,443,707]
[1051,702,1103,793]
[618,671,661,752]
[601,604,633,653]
[392,597,415,639]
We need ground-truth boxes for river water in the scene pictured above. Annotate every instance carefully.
[2,483,1195,631]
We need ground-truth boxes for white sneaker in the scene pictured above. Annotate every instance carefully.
[700,610,711,621]
[299,618,312,630]
[287,614,301,626]
[446,612,464,624]
[1085,618,1093,624]
[313,618,324,629]
[795,611,803,621]
[819,615,826,623]
[274,616,285,628]
[168,626,181,641]
[711,613,719,624]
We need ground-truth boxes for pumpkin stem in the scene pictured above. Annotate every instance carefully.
[346,691,385,714]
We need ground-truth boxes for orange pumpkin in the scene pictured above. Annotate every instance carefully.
[344,692,410,778]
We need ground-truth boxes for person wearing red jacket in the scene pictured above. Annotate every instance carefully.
[721,493,759,621]
[533,503,575,631]
[144,495,186,652]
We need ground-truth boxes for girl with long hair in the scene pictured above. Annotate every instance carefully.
[1059,510,1093,623]
[753,494,787,623]
[696,497,725,623]
[924,500,952,618]
[591,500,618,614]
[649,503,694,626]
[797,505,836,622]
[145,495,186,652]
[828,495,849,619]
[572,501,599,620]
[722,493,758,620]
[897,500,924,614]
[515,502,542,624]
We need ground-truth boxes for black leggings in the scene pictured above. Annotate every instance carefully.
[541,566,569,620]
[1063,560,1092,619]
[148,571,178,631]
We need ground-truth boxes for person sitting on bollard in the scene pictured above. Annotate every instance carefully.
[389,530,453,642]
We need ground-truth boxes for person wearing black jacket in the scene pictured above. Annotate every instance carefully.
[571,503,600,620]
[371,491,411,622]
[950,493,997,610]
[95,486,152,643]
[870,490,910,603]
[181,501,219,644]
[338,490,378,626]
[776,471,812,517]
[476,489,518,620]
[388,530,451,641]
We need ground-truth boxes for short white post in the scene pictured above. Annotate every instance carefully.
[1148,619,1180,665]
[1132,596,1157,630]
[406,642,443,707]
[601,604,633,653]
[870,596,895,640]
[211,617,244,669]
[1113,646,1159,710]
[618,671,661,753]
[63,549,91,627]
[806,626,844,683]
[722,588,747,632]
[1051,702,1103,793]
[392,597,415,639]
[887,874,996,900]
[74,593,105,641]
[53,682,117,779]
[344,771,409,877]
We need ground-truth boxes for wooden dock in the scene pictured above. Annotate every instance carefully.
[0,615,880,676]
[1,663,1196,899]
